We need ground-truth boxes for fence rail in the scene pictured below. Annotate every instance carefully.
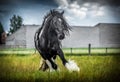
[0,47,120,55]
[63,48,120,55]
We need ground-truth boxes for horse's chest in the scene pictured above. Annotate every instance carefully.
[48,39,60,48]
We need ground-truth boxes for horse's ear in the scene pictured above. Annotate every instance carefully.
[50,10,52,14]
[50,10,53,15]
[61,10,64,15]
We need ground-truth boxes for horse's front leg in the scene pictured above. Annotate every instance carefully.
[57,48,68,65]
[39,55,57,72]
[45,57,58,72]
[57,48,80,72]
[39,58,57,72]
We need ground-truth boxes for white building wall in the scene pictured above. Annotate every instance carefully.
[98,23,120,47]
[26,25,40,48]
[62,26,100,48]
[5,23,120,48]
[6,27,26,48]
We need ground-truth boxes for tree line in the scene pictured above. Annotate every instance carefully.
[0,15,23,44]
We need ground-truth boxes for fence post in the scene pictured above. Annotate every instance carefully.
[88,43,91,56]
[106,48,107,54]
[70,48,72,55]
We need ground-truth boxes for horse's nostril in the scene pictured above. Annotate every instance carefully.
[59,34,64,40]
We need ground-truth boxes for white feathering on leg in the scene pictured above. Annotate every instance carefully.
[65,60,80,72]
[46,60,54,72]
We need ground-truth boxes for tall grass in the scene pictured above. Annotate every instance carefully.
[0,54,120,82]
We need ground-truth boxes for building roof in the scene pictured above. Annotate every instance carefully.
[22,23,120,28]
[95,23,120,27]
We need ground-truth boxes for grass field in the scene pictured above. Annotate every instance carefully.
[0,48,120,82]
[0,53,120,82]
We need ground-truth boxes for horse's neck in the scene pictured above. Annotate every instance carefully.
[40,24,48,37]
[41,26,49,37]
[41,25,61,48]
[41,17,51,36]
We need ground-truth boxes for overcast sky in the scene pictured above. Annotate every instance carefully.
[0,0,120,32]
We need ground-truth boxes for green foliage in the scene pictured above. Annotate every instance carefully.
[9,15,23,34]
[0,22,4,44]
[0,22,4,33]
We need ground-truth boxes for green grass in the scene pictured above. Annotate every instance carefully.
[0,53,120,82]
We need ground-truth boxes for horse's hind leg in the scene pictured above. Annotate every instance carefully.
[39,59,49,71]
[39,57,57,72]
[51,55,56,62]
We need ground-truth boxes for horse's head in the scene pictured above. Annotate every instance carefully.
[49,10,71,40]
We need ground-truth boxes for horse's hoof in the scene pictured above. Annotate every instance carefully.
[65,60,80,72]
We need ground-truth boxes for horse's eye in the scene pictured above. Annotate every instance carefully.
[58,18,62,22]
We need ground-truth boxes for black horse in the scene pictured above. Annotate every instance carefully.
[34,10,79,72]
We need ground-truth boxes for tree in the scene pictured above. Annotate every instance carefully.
[0,22,4,33]
[0,22,4,44]
[9,15,23,34]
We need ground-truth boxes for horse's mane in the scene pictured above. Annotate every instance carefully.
[41,10,71,35]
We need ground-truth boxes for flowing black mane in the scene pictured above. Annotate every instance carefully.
[36,10,71,48]
[42,10,71,35]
